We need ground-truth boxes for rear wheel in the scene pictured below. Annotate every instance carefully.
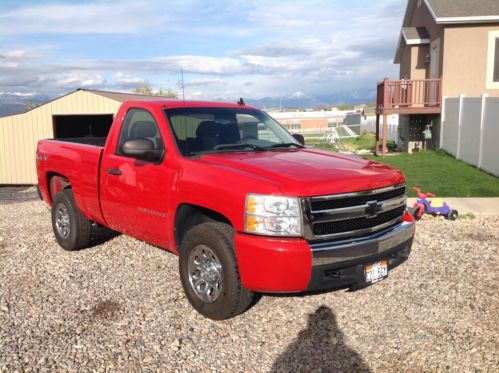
[179,222,254,320]
[51,189,92,250]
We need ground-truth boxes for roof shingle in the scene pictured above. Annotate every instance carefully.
[426,0,499,19]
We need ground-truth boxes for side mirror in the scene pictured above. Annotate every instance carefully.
[121,138,163,162]
[292,133,305,146]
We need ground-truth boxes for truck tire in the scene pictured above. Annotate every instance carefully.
[51,189,92,251]
[179,222,254,320]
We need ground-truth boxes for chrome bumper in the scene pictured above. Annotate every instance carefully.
[309,221,415,266]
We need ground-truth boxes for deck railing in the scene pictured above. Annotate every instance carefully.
[376,78,442,112]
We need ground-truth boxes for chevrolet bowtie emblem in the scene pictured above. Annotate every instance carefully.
[365,200,383,218]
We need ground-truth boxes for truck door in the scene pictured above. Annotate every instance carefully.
[100,108,174,248]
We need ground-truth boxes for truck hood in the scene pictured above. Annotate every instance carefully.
[197,149,405,196]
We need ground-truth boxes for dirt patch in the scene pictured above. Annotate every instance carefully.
[90,300,121,320]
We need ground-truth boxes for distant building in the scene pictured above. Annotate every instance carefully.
[267,110,350,131]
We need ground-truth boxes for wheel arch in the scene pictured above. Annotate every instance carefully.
[174,203,233,250]
[47,172,71,203]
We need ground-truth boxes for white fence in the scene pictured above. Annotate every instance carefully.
[441,95,499,177]
[361,119,399,143]
[287,119,400,144]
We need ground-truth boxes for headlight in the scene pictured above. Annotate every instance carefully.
[245,194,302,236]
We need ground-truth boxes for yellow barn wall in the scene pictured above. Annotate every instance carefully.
[0,91,121,184]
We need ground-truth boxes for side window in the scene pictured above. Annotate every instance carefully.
[236,114,282,143]
[117,109,164,155]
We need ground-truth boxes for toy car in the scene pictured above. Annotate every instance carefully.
[411,187,458,221]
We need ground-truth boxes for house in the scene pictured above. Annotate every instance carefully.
[375,0,499,155]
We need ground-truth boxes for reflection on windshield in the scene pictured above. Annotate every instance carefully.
[164,107,302,156]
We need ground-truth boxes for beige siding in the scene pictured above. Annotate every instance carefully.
[442,25,499,97]
[0,90,121,184]
[399,47,412,79]
[400,45,429,80]
[399,0,444,80]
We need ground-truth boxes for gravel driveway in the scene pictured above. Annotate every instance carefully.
[1,187,498,372]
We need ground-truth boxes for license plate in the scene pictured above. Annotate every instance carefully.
[365,260,388,284]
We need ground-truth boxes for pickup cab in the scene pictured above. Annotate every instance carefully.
[36,99,415,319]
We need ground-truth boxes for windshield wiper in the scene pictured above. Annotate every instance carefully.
[213,144,266,151]
[267,142,304,149]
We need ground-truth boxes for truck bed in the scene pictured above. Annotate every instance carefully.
[36,138,106,225]
[51,137,107,147]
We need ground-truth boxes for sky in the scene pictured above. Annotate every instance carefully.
[0,0,405,101]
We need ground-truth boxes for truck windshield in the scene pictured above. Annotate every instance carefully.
[164,107,302,156]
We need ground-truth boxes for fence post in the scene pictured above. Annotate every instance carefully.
[478,94,488,169]
[456,94,465,160]
[439,96,446,149]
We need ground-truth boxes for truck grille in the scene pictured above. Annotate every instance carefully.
[304,183,406,240]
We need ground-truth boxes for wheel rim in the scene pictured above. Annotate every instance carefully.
[188,245,223,303]
[55,204,70,238]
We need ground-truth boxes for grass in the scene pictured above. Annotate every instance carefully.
[340,132,376,151]
[365,150,499,197]
[310,132,395,152]
[458,213,476,220]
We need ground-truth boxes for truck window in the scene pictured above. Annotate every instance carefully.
[165,107,298,156]
[117,109,164,155]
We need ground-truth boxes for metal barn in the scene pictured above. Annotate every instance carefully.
[0,89,160,184]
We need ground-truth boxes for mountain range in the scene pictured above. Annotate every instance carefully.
[0,89,376,116]
[0,93,50,116]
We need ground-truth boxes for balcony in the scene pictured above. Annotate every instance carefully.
[376,78,442,115]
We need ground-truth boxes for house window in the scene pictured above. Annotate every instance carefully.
[486,31,499,89]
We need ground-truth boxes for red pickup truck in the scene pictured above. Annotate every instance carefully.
[37,99,415,319]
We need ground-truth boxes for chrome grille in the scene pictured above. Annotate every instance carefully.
[304,183,407,240]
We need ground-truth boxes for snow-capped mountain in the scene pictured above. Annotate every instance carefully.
[0,92,50,116]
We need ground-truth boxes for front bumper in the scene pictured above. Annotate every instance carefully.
[234,216,414,293]
[307,223,413,291]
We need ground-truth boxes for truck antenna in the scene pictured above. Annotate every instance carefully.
[181,68,185,102]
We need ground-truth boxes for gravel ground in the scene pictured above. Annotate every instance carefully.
[0,187,498,372]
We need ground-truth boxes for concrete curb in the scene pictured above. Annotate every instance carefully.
[407,197,499,216]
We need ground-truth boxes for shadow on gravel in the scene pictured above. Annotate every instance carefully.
[87,227,122,248]
[0,186,40,205]
[271,305,370,372]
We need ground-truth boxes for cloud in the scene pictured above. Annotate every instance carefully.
[113,72,148,87]
[0,0,405,101]
[0,2,168,34]
[3,50,31,58]
[237,45,311,57]
[184,78,226,87]
[57,73,105,87]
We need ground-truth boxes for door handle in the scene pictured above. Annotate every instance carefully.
[107,168,122,176]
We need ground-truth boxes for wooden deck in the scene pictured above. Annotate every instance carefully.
[374,78,442,156]
[376,78,442,115]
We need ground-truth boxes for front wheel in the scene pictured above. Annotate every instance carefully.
[179,222,254,320]
[447,209,458,221]
[51,189,92,250]
[411,204,424,221]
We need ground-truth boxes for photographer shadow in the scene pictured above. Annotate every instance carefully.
[271,305,370,372]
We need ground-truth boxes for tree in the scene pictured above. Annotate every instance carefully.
[25,99,40,110]
[132,85,178,98]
